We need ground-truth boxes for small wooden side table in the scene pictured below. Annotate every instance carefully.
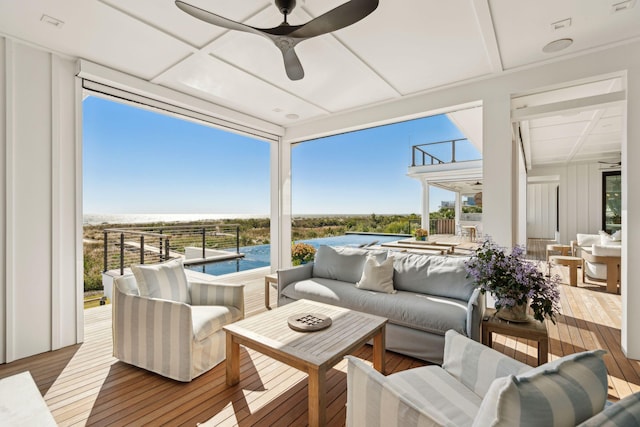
[264,273,277,310]
[546,244,571,261]
[549,255,582,287]
[482,308,549,366]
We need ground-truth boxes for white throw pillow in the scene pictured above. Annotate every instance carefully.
[473,350,607,427]
[131,258,191,304]
[356,255,396,294]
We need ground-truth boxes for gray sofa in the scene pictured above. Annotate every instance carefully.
[277,245,485,364]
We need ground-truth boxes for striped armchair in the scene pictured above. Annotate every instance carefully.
[113,274,244,382]
[347,330,611,426]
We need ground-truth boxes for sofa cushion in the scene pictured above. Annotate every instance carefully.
[392,253,475,301]
[577,233,601,247]
[312,246,387,283]
[473,350,608,427]
[578,391,640,426]
[191,305,242,342]
[131,258,191,304]
[387,365,483,426]
[599,230,622,246]
[356,256,396,294]
[281,278,468,335]
[592,244,622,256]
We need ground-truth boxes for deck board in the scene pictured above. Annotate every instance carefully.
[1,262,639,426]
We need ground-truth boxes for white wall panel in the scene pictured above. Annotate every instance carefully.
[529,163,603,245]
[11,42,53,359]
[1,38,81,362]
[527,183,557,239]
[0,37,5,364]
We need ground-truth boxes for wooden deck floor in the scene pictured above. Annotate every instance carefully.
[1,263,639,426]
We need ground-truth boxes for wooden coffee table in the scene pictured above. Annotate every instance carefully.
[223,299,387,427]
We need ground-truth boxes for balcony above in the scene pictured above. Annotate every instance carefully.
[407,138,483,194]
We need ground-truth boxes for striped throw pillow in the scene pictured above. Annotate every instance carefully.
[578,391,640,426]
[473,350,608,427]
[132,258,191,304]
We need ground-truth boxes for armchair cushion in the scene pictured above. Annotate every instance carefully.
[131,258,191,304]
[442,330,531,398]
[473,349,607,427]
[191,305,242,342]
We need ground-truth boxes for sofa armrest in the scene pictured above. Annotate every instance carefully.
[277,263,314,294]
[466,287,485,341]
[189,281,245,316]
[345,356,448,427]
[442,330,531,398]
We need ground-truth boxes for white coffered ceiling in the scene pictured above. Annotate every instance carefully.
[0,0,636,166]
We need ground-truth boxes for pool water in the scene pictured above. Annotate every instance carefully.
[184,234,402,276]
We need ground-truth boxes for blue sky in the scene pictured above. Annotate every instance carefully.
[83,96,466,216]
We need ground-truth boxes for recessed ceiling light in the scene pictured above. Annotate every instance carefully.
[542,38,573,53]
[285,113,299,120]
[41,14,64,28]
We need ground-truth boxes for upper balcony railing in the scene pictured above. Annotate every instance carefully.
[103,224,240,275]
[411,138,480,167]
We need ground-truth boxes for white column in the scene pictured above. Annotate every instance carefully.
[455,192,462,228]
[622,67,640,359]
[270,138,292,271]
[421,181,429,229]
[482,93,513,247]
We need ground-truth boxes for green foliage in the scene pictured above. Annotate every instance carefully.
[429,207,455,219]
[463,206,483,213]
[83,241,104,292]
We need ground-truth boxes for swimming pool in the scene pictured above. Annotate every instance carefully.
[184,233,402,276]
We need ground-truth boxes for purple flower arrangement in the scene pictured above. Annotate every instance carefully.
[465,239,561,323]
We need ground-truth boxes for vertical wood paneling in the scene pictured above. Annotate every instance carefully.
[0,37,6,364]
[527,183,557,239]
[530,163,605,245]
[12,43,53,359]
[52,56,80,349]
[1,38,81,362]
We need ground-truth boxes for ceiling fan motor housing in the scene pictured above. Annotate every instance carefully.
[275,0,296,15]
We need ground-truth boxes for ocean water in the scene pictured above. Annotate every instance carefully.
[185,234,401,276]
[83,213,268,225]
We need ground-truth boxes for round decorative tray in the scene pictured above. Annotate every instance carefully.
[287,313,332,332]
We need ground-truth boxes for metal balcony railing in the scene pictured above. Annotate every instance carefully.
[103,224,241,275]
[411,138,479,167]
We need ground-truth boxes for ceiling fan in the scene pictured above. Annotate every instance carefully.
[175,0,379,81]
[598,160,622,168]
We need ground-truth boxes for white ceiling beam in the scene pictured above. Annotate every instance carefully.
[565,109,603,163]
[511,91,626,122]
[472,0,503,73]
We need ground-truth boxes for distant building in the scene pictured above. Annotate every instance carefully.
[440,201,455,209]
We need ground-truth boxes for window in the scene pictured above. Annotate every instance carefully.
[602,171,621,234]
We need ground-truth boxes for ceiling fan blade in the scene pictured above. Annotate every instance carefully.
[175,1,264,37]
[288,0,379,39]
[281,47,304,81]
